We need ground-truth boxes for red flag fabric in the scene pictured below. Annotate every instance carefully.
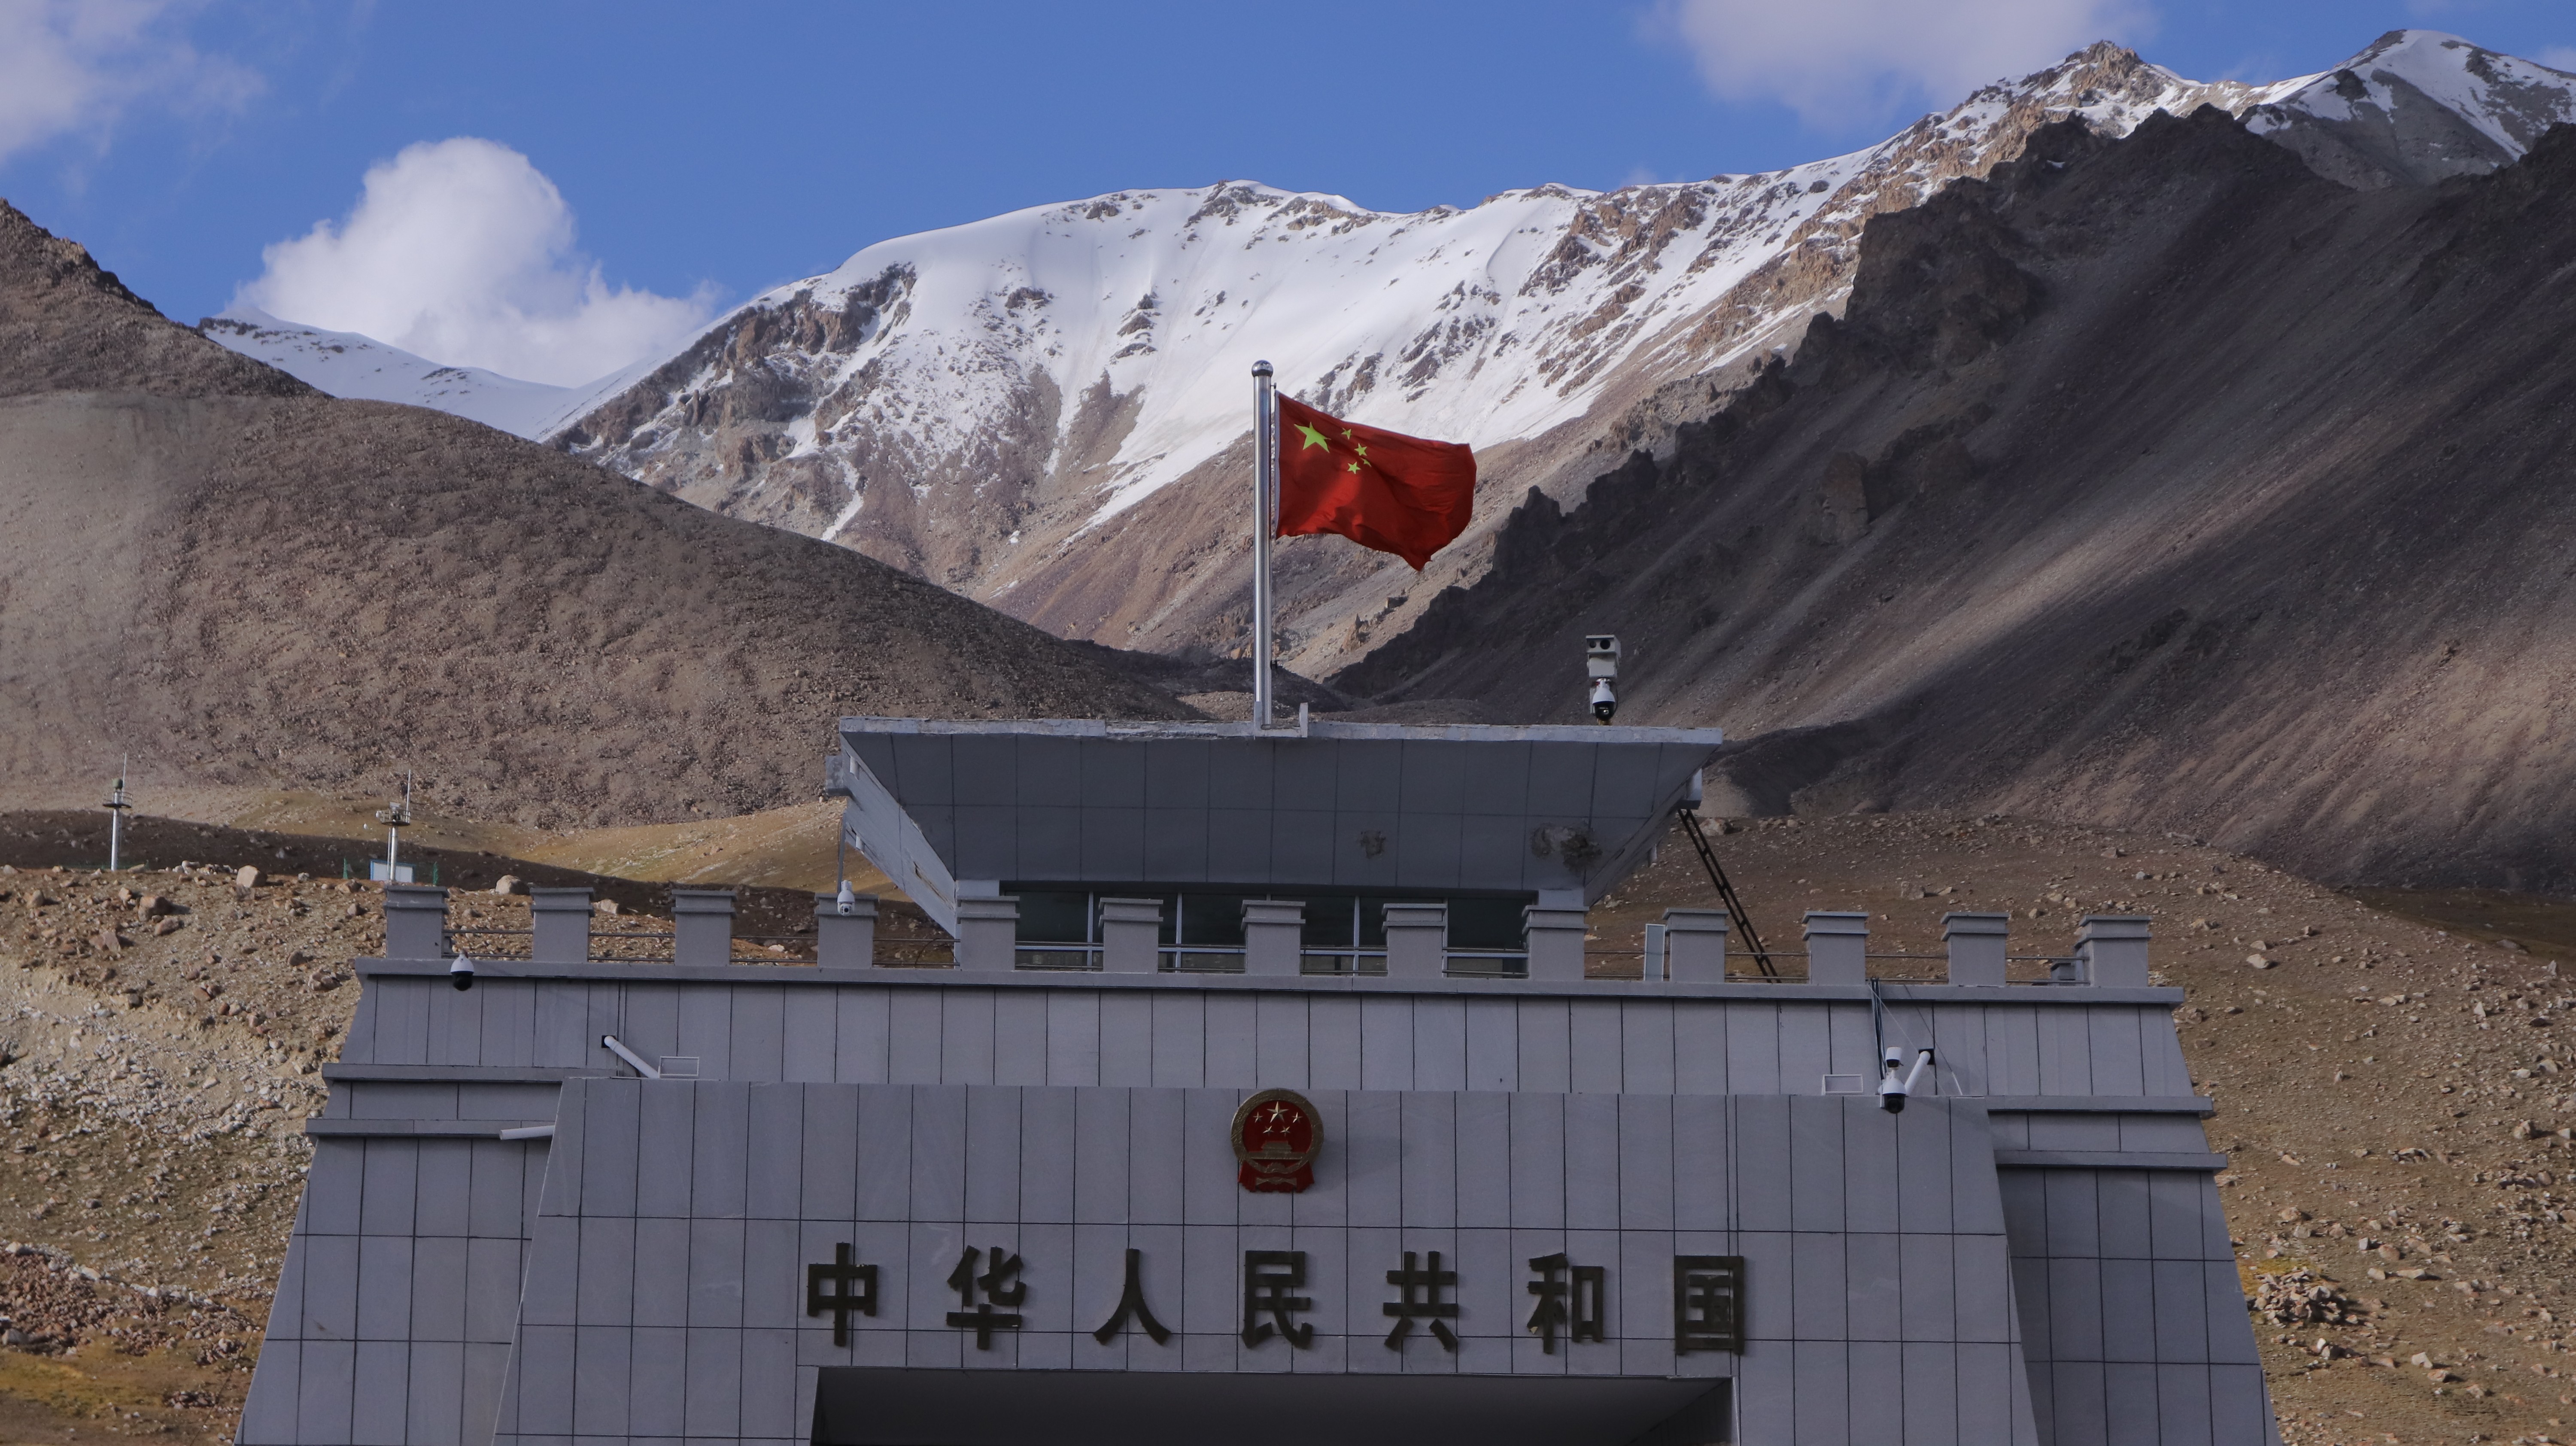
[1274,395,1476,570]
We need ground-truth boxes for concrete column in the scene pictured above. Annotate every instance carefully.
[815,893,877,969]
[1242,899,1304,976]
[383,885,448,960]
[1803,911,1869,985]
[1099,898,1165,974]
[2075,914,2152,987]
[673,889,737,967]
[529,887,592,965]
[1383,903,1448,978]
[953,897,1020,971]
[1942,911,2011,987]
[1642,923,1667,982]
[1522,905,1588,981]
[1662,908,1730,983]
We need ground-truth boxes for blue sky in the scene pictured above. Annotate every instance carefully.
[4,0,2570,383]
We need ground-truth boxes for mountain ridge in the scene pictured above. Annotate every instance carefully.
[204,30,2576,681]
[1334,105,2576,891]
[2,204,313,403]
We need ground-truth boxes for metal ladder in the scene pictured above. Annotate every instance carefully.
[1675,807,1775,978]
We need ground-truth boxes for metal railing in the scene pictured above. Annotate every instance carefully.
[424,907,2096,982]
[1577,948,2091,985]
[441,923,821,966]
[1006,944,1534,978]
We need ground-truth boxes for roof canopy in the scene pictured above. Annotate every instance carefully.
[827,717,1724,934]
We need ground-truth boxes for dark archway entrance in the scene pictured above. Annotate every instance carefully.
[810,1368,1731,1446]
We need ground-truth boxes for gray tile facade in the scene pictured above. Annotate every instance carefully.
[325,969,2203,1101]
[240,1136,538,1446]
[482,1084,2026,1446]
[243,965,2274,1446]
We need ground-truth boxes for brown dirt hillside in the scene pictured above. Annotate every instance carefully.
[0,205,308,404]
[1338,110,2576,896]
[0,200,1195,829]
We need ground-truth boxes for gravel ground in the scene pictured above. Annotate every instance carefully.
[0,862,380,1440]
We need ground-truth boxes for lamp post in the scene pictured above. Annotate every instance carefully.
[375,771,413,883]
[102,758,131,872]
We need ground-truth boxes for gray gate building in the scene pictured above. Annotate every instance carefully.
[238,718,2276,1446]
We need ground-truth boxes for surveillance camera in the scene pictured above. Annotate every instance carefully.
[1583,636,1621,721]
[1878,1046,1934,1113]
[449,953,476,993]
[836,881,858,916]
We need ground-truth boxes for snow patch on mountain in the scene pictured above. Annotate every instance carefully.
[635,167,1883,537]
[2241,30,2576,186]
[570,52,2243,507]
[541,37,2346,617]
[199,308,638,438]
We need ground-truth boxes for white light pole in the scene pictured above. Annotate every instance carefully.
[376,771,413,882]
[103,758,131,872]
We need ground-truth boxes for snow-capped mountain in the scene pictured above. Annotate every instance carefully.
[198,308,638,439]
[2244,30,2576,187]
[213,30,2576,681]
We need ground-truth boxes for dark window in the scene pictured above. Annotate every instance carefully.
[1157,897,1179,947]
[1358,898,1388,948]
[1290,895,1392,948]
[1296,895,1379,975]
[1176,894,1247,948]
[1008,886,1530,975]
[1446,897,1527,951]
[1014,891,1092,946]
[1300,895,1358,949]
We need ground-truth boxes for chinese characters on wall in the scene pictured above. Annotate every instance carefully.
[805,1244,1744,1355]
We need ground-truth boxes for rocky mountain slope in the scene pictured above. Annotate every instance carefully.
[1337,104,2576,893]
[208,31,2576,686]
[0,200,1192,828]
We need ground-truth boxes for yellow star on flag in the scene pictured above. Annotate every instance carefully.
[1294,422,1332,451]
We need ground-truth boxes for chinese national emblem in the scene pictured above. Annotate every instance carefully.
[1230,1088,1322,1193]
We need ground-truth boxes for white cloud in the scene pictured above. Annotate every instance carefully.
[0,0,261,165]
[1647,0,2157,128]
[236,137,716,388]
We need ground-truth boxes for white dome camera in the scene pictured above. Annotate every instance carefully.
[1584,635,1620,723]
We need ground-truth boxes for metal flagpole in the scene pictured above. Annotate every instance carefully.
[1251,360,1276,729]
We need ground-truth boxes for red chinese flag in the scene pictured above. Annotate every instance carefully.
[1275,395,1476,570]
